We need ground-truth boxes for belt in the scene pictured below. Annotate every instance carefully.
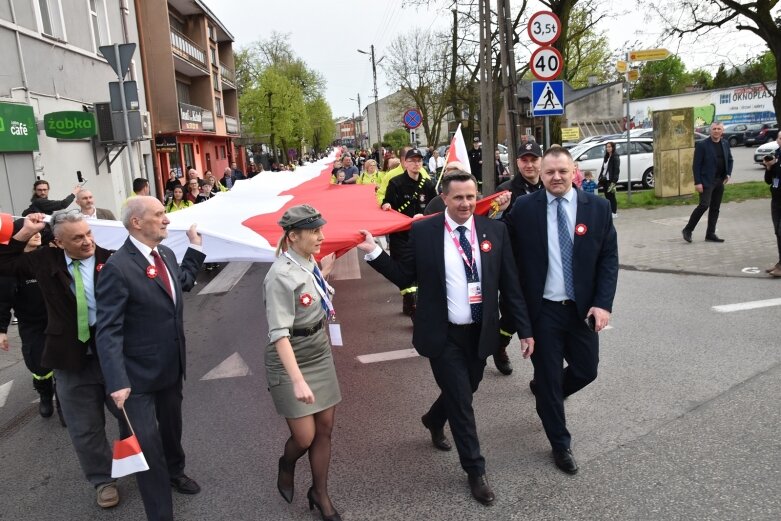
[448,322,481,330]
[291,320,324,337]
[543,298,574,306]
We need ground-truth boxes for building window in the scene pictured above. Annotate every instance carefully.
[220,146,227,159]
[35,0,67,40]
[181,143,195,171]
[176,81,191,104]
[88,0,110,52]
[208,25,216,41]
[210,47,218,66]
[215,97,222,117]
[212,74,221,92]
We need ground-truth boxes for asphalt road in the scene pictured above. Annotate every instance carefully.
[1,256,779,520]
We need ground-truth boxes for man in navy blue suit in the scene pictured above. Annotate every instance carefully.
[506,147,618,475]
[682,121,733,243]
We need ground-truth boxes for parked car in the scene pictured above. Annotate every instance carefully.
[754,140,779,164]
[744,121,779,146]
[694,131,709,142]
[577,135,608,145]
[722,123,749,147]
[569,138,655,188]
[497,143,509,166]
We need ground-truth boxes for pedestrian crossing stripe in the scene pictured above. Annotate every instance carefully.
[532,82,563,113]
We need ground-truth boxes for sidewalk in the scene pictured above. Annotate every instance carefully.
[614,197,777,278]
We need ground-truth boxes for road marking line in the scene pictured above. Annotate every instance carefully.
[201,352,253,380]
[198,262,253,295]
[713,298,781,313]
[357,349,419,364]
[0,380,13,408]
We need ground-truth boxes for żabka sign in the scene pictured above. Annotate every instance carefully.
[44,111,97,139]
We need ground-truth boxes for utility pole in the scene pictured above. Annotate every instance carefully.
[359,46,383,156]
[498,0,519,177]
[350,93,362,148]
[478,0,495,194]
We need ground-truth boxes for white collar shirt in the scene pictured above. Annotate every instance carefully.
[444,211,482,324]
[128,235,176,305]
[543,187,577,301]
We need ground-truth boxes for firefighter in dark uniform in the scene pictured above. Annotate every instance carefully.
[0,222,64,424]
[492,142,544,376]
[381,148,438,318]
[468,137,483,187]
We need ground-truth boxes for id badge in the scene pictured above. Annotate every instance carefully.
[328,322,343,346]
[467,282,483,305]
[773,178,779,189]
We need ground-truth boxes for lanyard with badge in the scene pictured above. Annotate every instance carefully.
[443,221,482,307]
[283,252,343,346]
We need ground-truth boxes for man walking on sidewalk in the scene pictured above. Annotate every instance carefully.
[682,122,733,243]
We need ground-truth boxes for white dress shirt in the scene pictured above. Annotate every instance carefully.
[129,235,177,306]
[543,187,577,301]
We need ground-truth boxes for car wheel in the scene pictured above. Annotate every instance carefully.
[729,136,738,146]
[642,168,654,189]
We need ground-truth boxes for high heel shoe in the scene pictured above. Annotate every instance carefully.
[277,457,294,504]
[307,487,342,521]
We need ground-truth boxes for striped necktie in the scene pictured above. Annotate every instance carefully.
[556,198,575,300]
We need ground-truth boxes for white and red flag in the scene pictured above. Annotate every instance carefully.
[445,123,471,173]
[111,433,149,478]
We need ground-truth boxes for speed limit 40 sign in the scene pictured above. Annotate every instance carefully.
[530,46,563,81]
[527,11,561,46]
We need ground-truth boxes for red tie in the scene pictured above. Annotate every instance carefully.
[151,250,173,299]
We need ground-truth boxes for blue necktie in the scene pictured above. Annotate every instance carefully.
[456,225,482,323]
[312,265,329,316]
[556,198,575,300]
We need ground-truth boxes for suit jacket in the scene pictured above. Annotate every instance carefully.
[0,240,113,370]
[693,137,733,187]
[96,239,205,394]
[369,213,532,360]
[505,188,618,322]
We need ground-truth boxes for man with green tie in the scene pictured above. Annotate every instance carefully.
[0,210,124,509]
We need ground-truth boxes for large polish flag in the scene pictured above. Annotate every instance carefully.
[88,150,504,263]
[445,123,471,173]
[111,434,149,478]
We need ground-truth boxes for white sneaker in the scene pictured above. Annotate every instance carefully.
[612,213,618,218]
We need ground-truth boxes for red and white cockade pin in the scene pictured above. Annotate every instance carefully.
[575,223,588,236]
[480,240,492,252]
[146,265,157,279]
[299,293,314,307]
[96,263,105,272]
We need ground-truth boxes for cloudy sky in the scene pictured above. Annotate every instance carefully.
[208,0,766,118]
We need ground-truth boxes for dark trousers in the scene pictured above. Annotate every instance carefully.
[772,199,781,262]
[685,181,725,236]
[55,357,126,487]
[531,300,599,451]
[426,323,487,477]
[123,378,186,521]
[18,321,50,377]
[604,189,617,214]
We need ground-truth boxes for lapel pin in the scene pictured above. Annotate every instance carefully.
[575,223,588,236]
[299,293,314,307]
[96,263,105,272]
[480,240,492,252]
[146,265,158,279]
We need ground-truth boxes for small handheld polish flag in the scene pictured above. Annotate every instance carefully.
[0,213,13,245]
[111,409,149,478]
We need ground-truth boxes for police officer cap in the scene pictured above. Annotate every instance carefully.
[517,142,542,158]
[278,204,326,231]
[405,148,424,160]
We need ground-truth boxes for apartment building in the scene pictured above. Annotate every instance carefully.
[135,0,239,191]
[0,0,151,215]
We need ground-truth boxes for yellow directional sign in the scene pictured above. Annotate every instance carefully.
[561,127,580,141]
[627,70,640,82]
[616,60,628,73]
[628,48,671,62]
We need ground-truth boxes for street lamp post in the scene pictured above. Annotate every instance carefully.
[358,45,383,157]
[349,93,362,148]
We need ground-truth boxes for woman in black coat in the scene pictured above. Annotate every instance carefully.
[599,141,620,217]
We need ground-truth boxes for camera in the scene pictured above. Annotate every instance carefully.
[764,155,776,162]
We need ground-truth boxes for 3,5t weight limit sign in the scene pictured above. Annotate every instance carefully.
[527,11,561,46]
[530,47,563,81]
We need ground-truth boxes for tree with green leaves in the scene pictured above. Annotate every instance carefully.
[632,55,690,98]
[383,129,411,152]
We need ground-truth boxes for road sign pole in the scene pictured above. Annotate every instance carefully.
[114,43,137,180]
[625,52,632,202]
[544,116,550,150]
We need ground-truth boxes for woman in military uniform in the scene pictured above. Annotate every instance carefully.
[263,204,342,521]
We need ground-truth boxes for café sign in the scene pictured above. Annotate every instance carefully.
[0,102,39,152]
[44,111,97,139]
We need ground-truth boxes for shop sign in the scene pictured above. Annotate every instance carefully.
[44,111,97,139]
[155,135,177,153]
[0,102,39,152]
[180,102,203,131]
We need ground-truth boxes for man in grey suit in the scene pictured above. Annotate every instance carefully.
[96,196,205,521]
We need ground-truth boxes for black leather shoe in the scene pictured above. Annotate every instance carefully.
[552,449,579,475]
[681,228,692,243]
[468,474,495,505]
[170,474,201,494]
[705,234,725,242]
[494,346,513,375]
[529,379,537,396]
[421,414,452,451]
[39,394,54,418]
[277,457,294,503]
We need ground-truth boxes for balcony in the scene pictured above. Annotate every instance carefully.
[225,115,239,135]
[170,28,209,77]
[220,62,236,89]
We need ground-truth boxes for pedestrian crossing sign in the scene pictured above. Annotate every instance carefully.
[532,81,564,116]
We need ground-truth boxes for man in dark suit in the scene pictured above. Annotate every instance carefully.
[682,121,733,243]
[357,171,534,505]
[76,190,116,220]
[506,147,618,475]
[0,210,124,508]
[96,196,205,521]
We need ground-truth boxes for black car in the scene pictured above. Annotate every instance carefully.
[744,121,779,146]
[722,123,749,147]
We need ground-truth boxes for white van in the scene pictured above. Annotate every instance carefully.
[569,138,655,188]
